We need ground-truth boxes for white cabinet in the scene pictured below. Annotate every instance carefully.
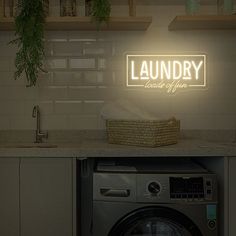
[0,158,20,236]
[229,157,236,236]
[20,158,74,236]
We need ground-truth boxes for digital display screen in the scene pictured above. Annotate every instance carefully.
[170,177,204,199]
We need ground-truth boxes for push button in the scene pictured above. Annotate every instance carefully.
[206,180,212,186]
[207,189,212,195]
[208,220,216,230]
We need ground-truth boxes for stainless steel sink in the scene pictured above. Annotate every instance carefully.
[2,143,58,148]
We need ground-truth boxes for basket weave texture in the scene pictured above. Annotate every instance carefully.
[106,118,180,147]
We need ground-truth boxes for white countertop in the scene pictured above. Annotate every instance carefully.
[0,138,235,158]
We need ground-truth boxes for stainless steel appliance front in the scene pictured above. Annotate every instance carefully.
[93,169,217,236]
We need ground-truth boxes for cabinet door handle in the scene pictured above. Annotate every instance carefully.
[100,188,130,197]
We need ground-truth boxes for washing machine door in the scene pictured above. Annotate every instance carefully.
[108,206,203,236]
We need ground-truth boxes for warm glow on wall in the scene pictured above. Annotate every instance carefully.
[126,54,206,93]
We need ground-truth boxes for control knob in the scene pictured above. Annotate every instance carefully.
[148,182,161,194]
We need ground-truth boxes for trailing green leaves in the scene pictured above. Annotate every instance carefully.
[92,0,111,26]
[9,0,46,87]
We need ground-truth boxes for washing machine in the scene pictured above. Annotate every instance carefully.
[92,160,218,236]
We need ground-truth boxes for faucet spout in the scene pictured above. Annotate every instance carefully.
[32,105,38,118]
[32,105,48,143]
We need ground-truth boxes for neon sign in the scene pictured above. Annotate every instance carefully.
[126,54,206,93]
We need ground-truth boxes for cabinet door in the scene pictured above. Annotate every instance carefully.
[0,158,19,236]
[20,158,73,236]
[229,157,236,236]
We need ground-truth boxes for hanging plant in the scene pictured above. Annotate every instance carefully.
[9,0,47,87]
[91,0,111,26]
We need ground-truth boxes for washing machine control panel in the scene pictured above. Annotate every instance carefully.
[136,174,217,203]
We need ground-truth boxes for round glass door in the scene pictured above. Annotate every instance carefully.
[124,217,191,236]
[108,207,203,236]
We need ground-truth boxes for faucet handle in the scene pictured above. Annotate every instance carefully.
[35,131,48,143]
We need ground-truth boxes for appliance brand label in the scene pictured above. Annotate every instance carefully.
[126,54,206,93]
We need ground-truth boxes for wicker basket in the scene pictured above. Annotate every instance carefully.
[106,117,180,147]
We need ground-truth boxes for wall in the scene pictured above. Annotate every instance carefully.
[0,3,236,131]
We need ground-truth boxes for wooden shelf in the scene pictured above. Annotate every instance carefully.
[111,0,216,5]
[169,15,236,31]
[0,16,152,31]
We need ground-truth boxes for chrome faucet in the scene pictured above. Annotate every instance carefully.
[32,105,48,143]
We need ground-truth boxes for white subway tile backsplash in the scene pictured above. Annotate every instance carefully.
[41,115,68,130]
[98,58,107,69]
[180,114,236,130]
[0,58,11,71]
[84,71,103,84]
[53,71,84,86]
[0,72,23,86]
[199,101,236,115]
[39,86,67,100]
[211,115,236,129]
[46,58,67,69]
[53,42,83,56]
[138,100,172,116]
[70,58,96,69]
[0,33,10,42]
[0,6,236,130]
[44,42,54,57]
[0,116,11,130]
[84,75,96,84]
[24,101,54,115]
[98,116,106,129]
[68,87,108,100]
[0,43,17,56]
[84,100,104,104]
[54,101,83,114]
[10,115,35,130]
[37,72,54,87]
[83,48,105,55]
[83,100,105,115]
[68,32,97,42]
[68,115,99,129]
[69,38,97,42]
[97,72,105,84]
[171,98,201,115]
[45,31,68,42]
[0,86,38,100]
[0,101,24,115]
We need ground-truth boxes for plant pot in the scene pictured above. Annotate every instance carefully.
[60,0,77,17]
[85,0,92,16]
[217,0,234,15]
[43,0,49,16]
[185,0,200,15]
